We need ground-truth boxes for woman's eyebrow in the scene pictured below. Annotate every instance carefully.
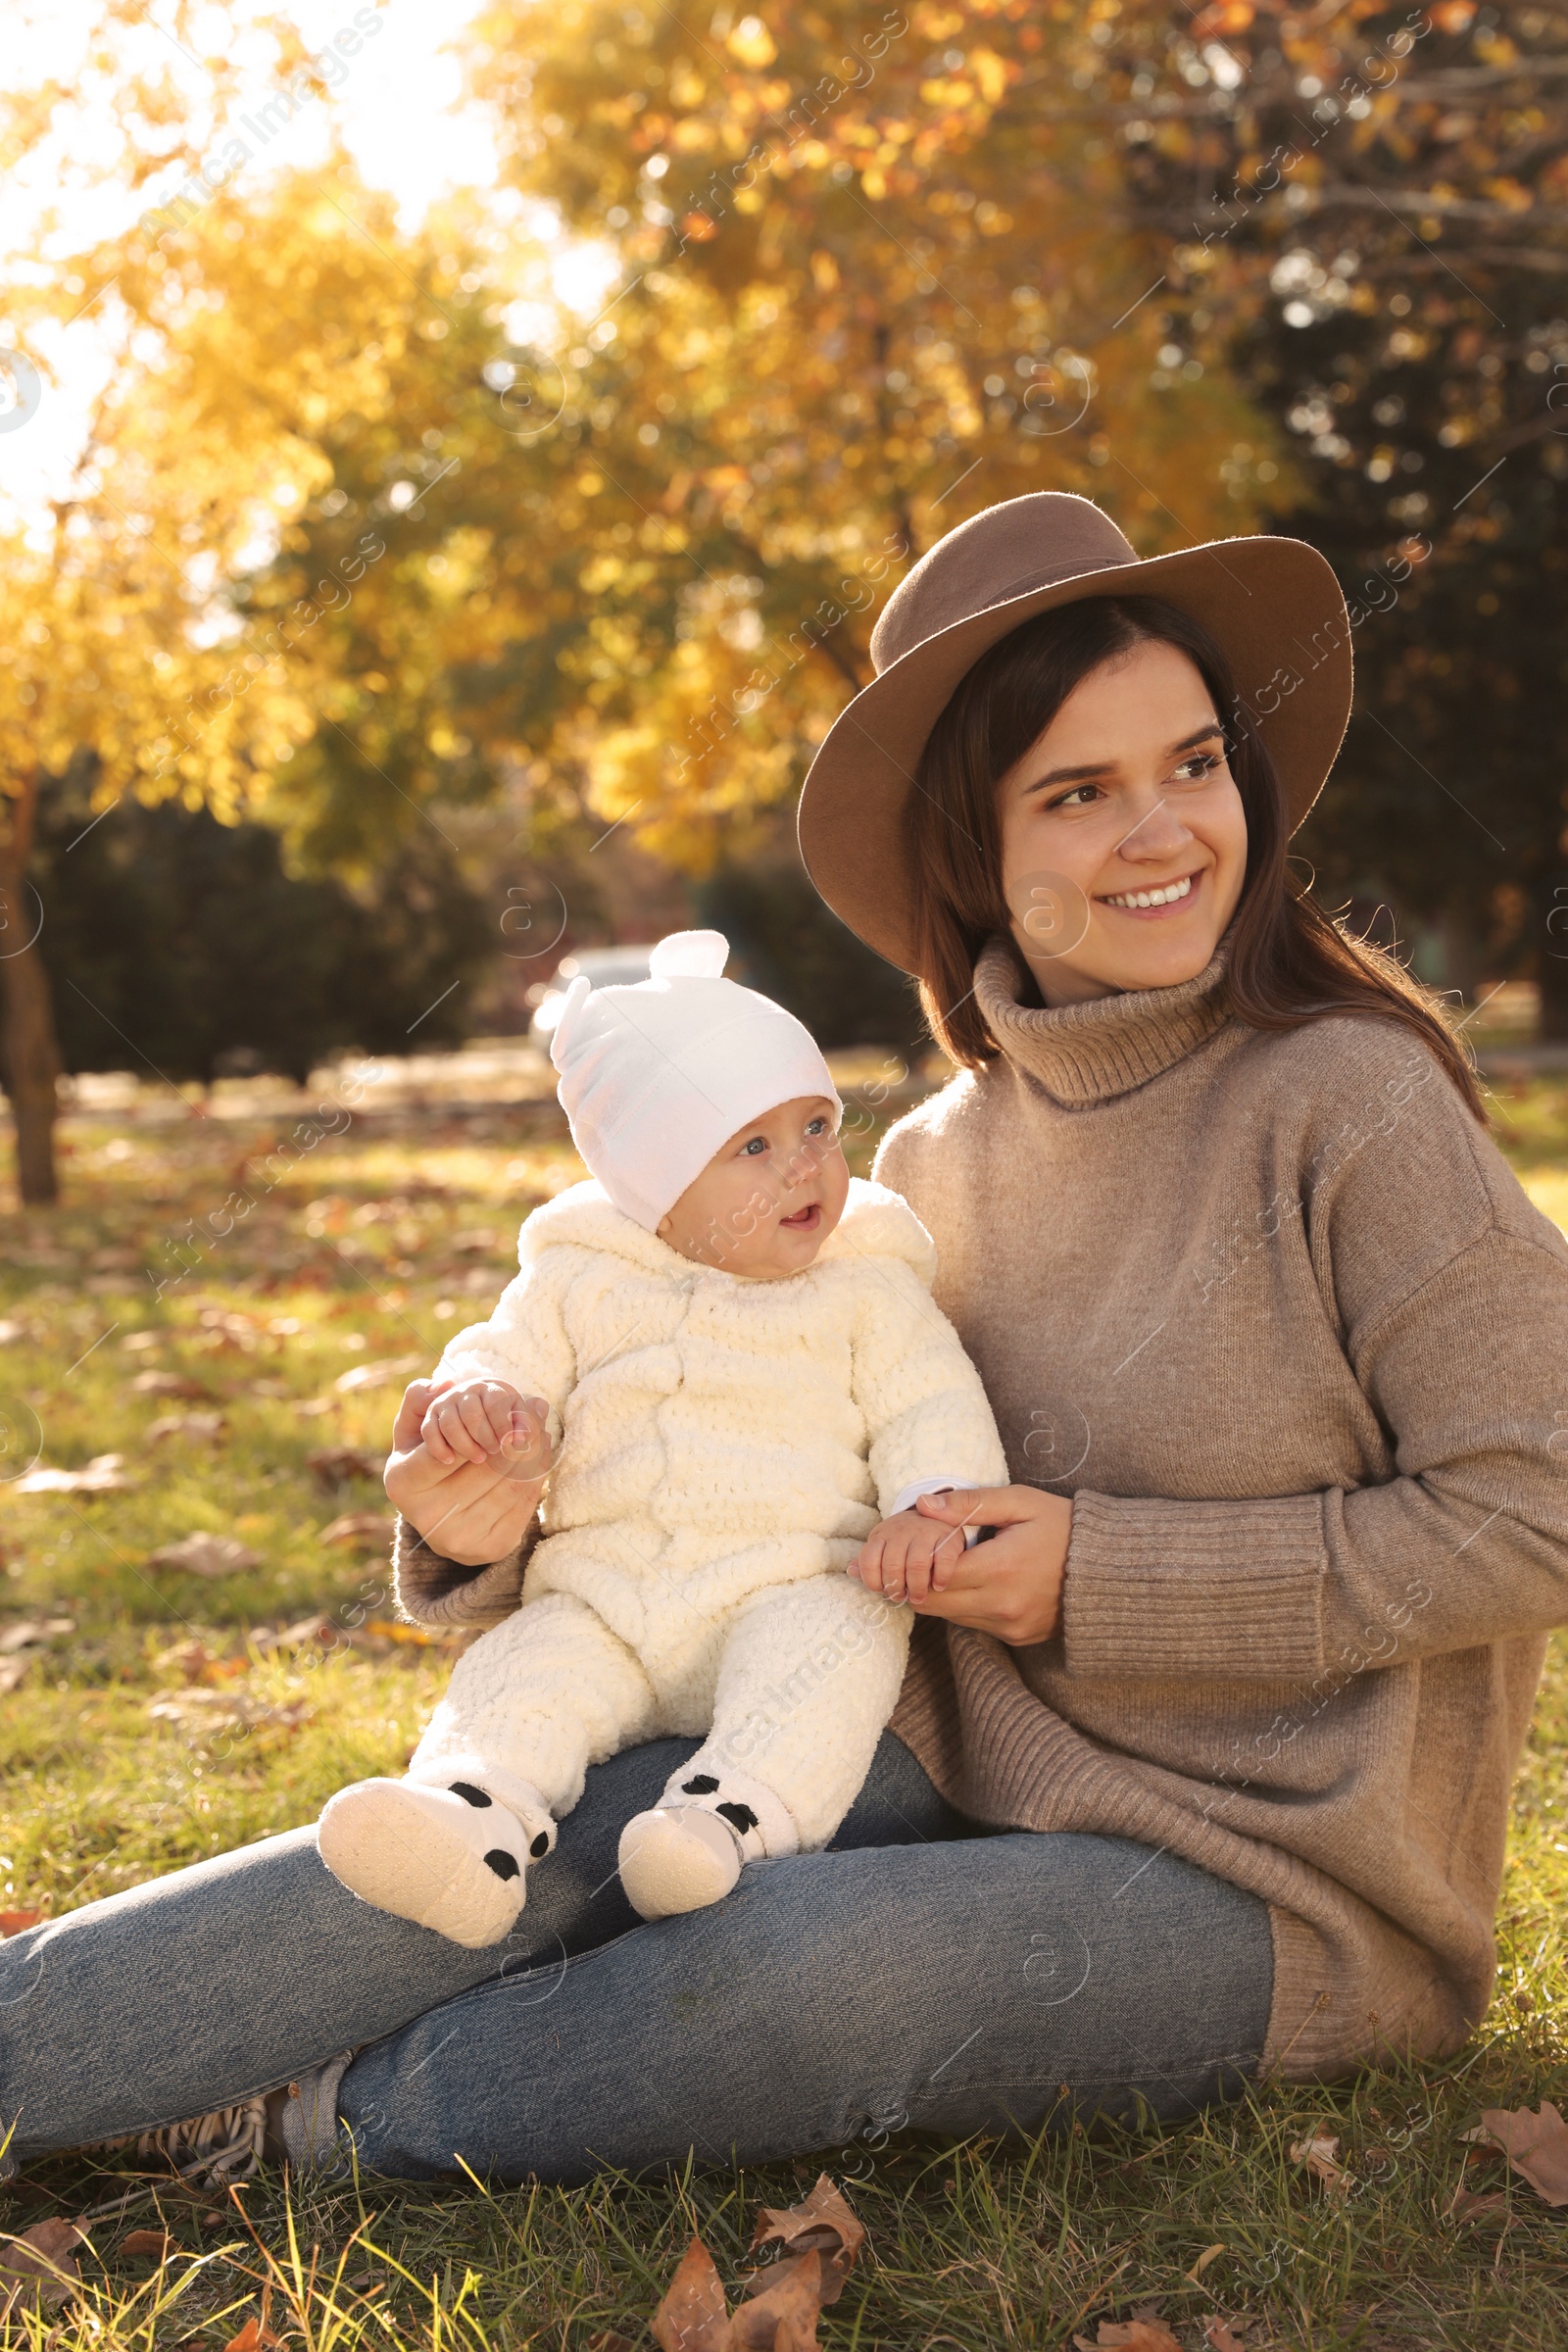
[1023,720,1225,794]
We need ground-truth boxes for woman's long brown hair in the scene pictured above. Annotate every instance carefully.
[908,593,1486,1119]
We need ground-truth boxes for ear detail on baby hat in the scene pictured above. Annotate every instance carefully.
[546,974,594,1074]
[648,929,728,980]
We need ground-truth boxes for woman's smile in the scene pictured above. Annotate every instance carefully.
[1098,868,1205,917]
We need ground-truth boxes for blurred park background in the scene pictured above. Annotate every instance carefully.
[6,6,1568,2342]
[1,0,1567,1206]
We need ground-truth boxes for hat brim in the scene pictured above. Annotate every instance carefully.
[798,532,1352,978]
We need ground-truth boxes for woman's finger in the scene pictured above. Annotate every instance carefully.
[916,1484,1037,1530]
[393,1377,440,1452]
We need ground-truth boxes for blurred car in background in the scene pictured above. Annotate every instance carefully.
[527,945,658,1040]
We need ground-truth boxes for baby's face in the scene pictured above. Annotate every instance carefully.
[656,1094,849,1280]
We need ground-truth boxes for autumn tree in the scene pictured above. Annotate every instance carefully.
[1057,0,1568,1020]
[453,0,1296,871]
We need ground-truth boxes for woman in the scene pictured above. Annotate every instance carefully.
[5,493,1565,2184]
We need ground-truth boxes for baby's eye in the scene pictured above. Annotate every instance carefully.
[806,1117,829,1136]
[740,1136,768,1156]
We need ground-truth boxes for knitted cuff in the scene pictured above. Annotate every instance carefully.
[391,1517,527,1628]
[1062,1490,1329,1681]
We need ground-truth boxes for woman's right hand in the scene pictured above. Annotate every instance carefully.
[384,1378,550,1566]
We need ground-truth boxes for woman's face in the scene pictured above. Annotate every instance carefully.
[996,638,1249,1005]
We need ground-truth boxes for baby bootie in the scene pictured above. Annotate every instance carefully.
[617,1766,796,1921]
[318,1775,555,1948]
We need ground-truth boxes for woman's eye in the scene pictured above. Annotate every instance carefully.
[1172,750,1224,782]
[1046,782,1101,810]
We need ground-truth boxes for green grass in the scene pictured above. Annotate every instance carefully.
[2,1076,1567,2349]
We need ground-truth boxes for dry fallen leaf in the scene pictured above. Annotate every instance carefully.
[259,1612,335,1648]
[0,1910,42,1936]
[585,2335,635,2352]
[1291,2132,1351,2196]
[1469,2101,1568,2207]
[0,1616,76,1655]
[747,2173,865,2310]
[651,2237,732,2352]
[0,2218,84,2316]
[119,2230,174,2260]
[222,2285,281,2352]
[1074,2321,1184,2351]
[15,1452,128,1494]
[307,1445,383,1486]
[318,1510,396,1550]
[731,2249,824,2350]
[149,1534,261,1579]
[333,1354,423,1395]
[1184,2242,1225,2284]
[1202,2321,1247,2352]
[130,1371,214,1398]
[147,1412,226,1445]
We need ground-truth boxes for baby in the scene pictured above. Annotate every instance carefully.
[318,932,1005,1945]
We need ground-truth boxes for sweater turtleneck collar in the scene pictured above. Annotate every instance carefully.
[972,936,1234,1107]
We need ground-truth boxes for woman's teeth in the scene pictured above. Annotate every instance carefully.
[1102,875,1194,909]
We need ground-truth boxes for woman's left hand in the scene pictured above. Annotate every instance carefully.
[885,1485,1072,1645]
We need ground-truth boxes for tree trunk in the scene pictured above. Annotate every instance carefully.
[0,770,61,1205]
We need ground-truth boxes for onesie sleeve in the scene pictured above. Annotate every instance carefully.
[850,1257,1008,1517]
[430,1246,578,1448]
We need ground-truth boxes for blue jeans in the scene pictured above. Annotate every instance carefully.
[1,1735,1272,2183]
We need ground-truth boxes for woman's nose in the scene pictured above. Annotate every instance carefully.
[1115,791,1193,860]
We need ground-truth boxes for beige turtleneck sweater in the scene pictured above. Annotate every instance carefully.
[876,943,1568,2081]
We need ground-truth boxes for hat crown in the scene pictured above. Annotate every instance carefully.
[870,492,1138,678]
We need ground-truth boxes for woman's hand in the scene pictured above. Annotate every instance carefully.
[877,1485,1071,1646]
[384,1378,550,1568]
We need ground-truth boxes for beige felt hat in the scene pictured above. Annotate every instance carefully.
[797,492,1352,976]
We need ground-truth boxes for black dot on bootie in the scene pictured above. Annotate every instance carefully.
[681,1774,720,1794]
[529,1832,551,1859]
[716,1800,760,1836]
[484,1848,520,1881]
[451,1783,492,1808]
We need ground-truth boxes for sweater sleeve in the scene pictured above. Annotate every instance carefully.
[1063,1194,1568,1683]
[431,1247,577,1446]
[850,1258,1009,1516]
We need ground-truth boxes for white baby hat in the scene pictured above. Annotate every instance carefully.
[549,931,841,1230]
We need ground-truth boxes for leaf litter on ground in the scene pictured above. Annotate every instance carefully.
[1464,2098,1568,2206]
[651,2174,864,2352]
[0,2217,84,2316]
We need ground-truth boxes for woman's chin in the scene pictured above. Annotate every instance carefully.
[1061,921,1223,1000]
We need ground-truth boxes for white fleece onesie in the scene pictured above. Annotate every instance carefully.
[402,1174,1006,1871]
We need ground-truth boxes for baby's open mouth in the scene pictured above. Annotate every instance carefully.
[780,1202,821,1231]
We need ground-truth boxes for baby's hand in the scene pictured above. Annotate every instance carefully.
[418,1378,552,1480]
[851,1497,975,1605]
